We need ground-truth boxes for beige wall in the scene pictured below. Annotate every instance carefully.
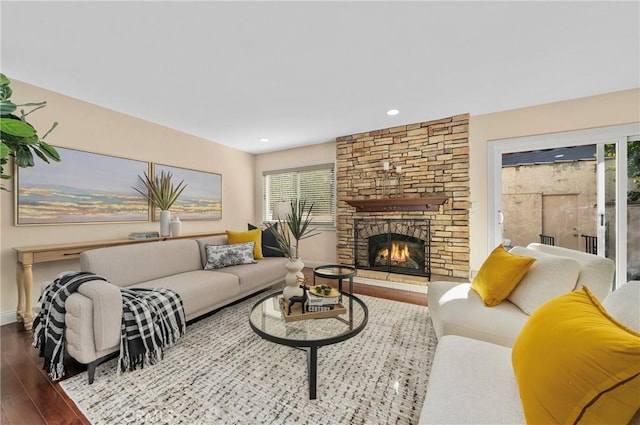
[1,80,257,321]
[469,88,640,271]
[254,142,337,266]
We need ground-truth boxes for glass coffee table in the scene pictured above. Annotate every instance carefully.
[249,290,368,399]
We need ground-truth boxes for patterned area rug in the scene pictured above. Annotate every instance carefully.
[60,292,436,424]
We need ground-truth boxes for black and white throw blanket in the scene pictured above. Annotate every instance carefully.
[33,271,109,380]
[119,287,186,374]
[33,271,186,381]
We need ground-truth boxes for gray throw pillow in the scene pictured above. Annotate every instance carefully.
[204,242,256,270]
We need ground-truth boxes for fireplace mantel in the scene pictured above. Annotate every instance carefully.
[345,196,448,212]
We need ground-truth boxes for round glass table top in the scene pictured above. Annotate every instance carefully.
[249,291,368,348]
[313,264,357,279]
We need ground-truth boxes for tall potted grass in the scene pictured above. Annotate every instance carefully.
[269,199,320,299]
[134,170,187,236]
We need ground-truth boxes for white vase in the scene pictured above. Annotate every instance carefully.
[170,216,182,236]
[283,257,305,300]
[160,210,171,237]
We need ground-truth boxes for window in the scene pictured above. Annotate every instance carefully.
[487,123,640,290]
[263,163,336,225]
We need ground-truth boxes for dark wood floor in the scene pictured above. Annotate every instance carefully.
[0,275,426,425]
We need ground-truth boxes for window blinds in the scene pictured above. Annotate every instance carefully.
[263,163,336,225]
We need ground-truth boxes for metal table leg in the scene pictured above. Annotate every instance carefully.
[308,346,318,399]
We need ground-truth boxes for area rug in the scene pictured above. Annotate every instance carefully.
[60,292,436,424]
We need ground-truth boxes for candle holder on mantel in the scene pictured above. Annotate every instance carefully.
[378,162,404,198]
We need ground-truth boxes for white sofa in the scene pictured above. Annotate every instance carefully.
[420,242,638,424]
[427,243,615,347]
[419,280,640,424]
[63,235,287,383]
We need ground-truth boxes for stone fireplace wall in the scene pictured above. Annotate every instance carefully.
[336,114,470,281]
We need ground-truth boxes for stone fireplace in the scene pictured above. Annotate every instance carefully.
[355,219,430,277]
[336,114,471,284]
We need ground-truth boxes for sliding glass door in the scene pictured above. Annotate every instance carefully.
[488,124,639,290]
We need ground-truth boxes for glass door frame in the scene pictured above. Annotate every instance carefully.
[487,123,639,290]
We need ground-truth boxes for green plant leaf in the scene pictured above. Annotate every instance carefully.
[268,199,320,258]
[0,85,11,102]
[15,146,34,167]
[133,170,187,210]
[32,147,51,163]
[267,222,293,257]
[17,101,47,108]
[41,122,58,140]
[0,141,10,157]
[38,141,61,161]
[0,118,36,137]
[0,100,16,115]
[0,74,60,180]
[20,102,47,118]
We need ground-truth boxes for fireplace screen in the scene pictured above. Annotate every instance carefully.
[354,219,430,277]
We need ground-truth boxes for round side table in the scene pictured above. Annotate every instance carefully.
[313,264,357,295]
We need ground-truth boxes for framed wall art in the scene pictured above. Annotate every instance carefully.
[153,164,222,221]
[15,147,151,225]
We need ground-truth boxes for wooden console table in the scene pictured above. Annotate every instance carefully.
[14,232,224,331]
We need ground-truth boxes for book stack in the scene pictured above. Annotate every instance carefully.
[128,231,160,240]
[307,286,341,312]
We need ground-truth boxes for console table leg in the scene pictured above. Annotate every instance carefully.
[16,265,25,327]
[308,346,318,400]
[22,264,34,331]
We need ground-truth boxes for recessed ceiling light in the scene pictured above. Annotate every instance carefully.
[259,138,269,143]
[386,109,400,116]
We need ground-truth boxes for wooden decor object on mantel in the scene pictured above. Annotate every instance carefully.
[345,196,448,212]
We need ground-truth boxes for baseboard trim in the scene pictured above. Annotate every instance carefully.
[1,310,18,326]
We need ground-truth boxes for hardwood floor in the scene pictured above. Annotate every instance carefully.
[0,275,426,425]
[1,325,90,425]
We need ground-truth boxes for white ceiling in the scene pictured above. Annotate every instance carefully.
[2,1,639,154]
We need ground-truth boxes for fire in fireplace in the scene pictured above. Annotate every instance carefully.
[377,243,416,268]
[369,233,424,271]
[380,243,412,265]
[354,219,430,277]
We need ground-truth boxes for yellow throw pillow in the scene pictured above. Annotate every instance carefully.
[471,245,535,306]
[512,287,640,425]
[226,228,263,259]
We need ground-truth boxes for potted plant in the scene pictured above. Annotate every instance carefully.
[134,170,187,236]
[1,73,60,191]
[268,198,320,299]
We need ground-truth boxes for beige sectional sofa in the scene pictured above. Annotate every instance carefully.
[64,235,287,383]
[419,245,640,424]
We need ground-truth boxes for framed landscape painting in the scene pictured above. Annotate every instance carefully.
[153,164,222,221]
[15,147,151,225]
